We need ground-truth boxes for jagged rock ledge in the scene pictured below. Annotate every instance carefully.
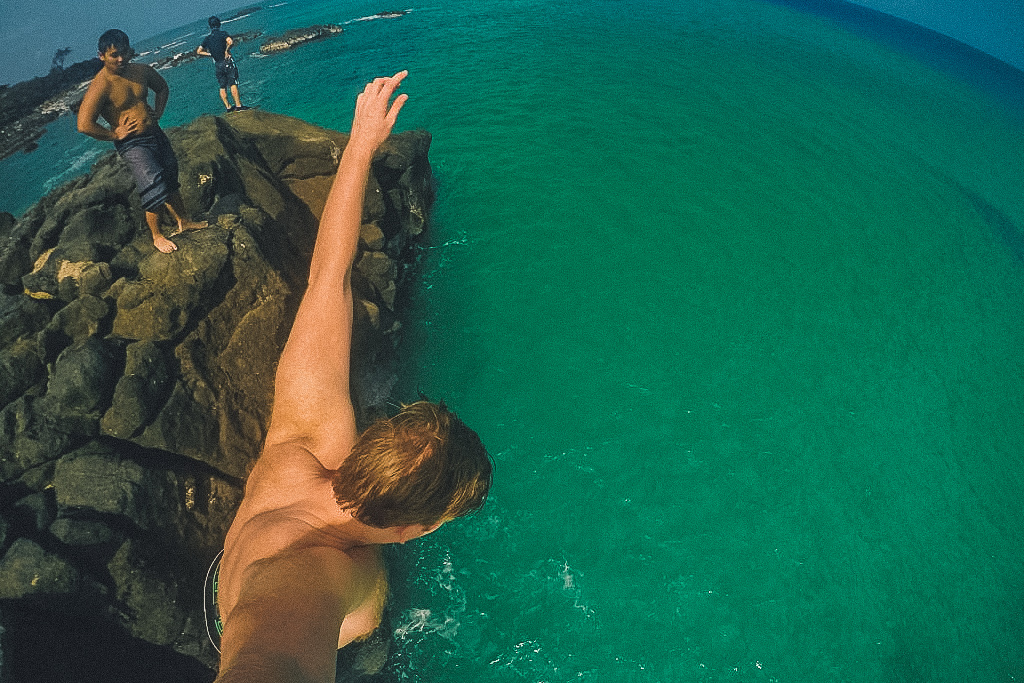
[0,110,432,681]
[260,25,344,54]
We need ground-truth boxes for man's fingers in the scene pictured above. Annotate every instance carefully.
[351,72,408,143]
[381,71,408,100]
[365,71,407,102]
[386,93,408,126]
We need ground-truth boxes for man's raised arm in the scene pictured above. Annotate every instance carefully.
[263,72,408,465]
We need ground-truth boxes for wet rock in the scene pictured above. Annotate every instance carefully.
[13,490,56,533]
[44,336,118,418]
[0,394,77,483]
[0,292,52,346]
[0,337,45,410]
[49,516,116,546]
[108,538,185,646]
[0,211,14,239]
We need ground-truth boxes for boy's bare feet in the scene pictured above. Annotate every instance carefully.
[153,234,178,253]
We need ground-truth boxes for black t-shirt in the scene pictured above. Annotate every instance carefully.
[201,29,231,62]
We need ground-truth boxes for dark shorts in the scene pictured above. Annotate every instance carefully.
[114,128,180,213]
[215,58,239,89]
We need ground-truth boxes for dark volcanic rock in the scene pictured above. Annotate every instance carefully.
[0,537,83,599]
[260,24,344,53]
[0,110,433,679]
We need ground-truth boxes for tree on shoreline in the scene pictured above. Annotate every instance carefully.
[51,47,73,74]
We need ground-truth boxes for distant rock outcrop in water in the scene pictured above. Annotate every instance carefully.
[260,24,344,54]
[0,110,432,681]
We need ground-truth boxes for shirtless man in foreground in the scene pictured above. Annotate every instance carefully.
[213,71,492,683]
[78,29,206,253]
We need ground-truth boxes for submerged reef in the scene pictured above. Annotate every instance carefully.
[259,24,345,54]
[0,110,432,681]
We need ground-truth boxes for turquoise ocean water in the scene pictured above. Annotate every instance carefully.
[2,1,1023,680]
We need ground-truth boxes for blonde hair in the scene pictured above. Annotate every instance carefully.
[332,401,492,528]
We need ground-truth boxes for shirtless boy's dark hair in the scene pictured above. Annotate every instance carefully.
[98,29,130,55]
[332,401,492,528]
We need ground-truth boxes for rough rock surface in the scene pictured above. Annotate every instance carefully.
[0,109,432,681]
[260,25,344,54]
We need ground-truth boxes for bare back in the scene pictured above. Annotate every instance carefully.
[218,442,387,651]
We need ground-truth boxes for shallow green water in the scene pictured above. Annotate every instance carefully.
[2,1,1022,680]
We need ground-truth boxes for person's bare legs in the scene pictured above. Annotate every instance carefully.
[164,192,207,237]
[146,210,178,253]
[219,87,231,110]
[230,84,243,108]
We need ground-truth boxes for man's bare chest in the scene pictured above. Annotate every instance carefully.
[102,73,149,113]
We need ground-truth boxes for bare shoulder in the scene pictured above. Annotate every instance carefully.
[78,71,111,121]
[85,69,111,96]
[231,441,334,521]
[220,512,379,621]
[250,440,331,489]
[217,544,364,681]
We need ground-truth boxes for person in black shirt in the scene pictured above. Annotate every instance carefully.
[197,16,249,112]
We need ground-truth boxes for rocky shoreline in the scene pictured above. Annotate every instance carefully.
[0,59,103,161]
[0,110,433,681]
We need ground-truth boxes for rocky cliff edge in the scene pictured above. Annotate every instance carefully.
[0,110,433,681]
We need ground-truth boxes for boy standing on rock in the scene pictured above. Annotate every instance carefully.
[197,16,250,112]
[78,29,206,254]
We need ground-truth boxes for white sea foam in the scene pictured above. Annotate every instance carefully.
[393,608,461,642]
[224,13,256,24]
[42,147,104,196]
[349,9,413,24]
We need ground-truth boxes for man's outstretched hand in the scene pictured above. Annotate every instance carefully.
[348,71,408,156]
